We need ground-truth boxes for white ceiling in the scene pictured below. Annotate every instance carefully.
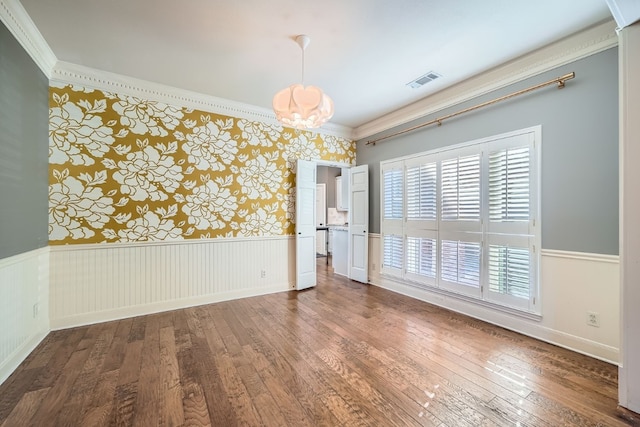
[19,0,612,130]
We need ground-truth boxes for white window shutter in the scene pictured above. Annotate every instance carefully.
[406,162,437,222]
[440,238,481,289]
[489,146,530,235]
[441,154,481,232]
[379,126,539,314]
[488,245,530,298]
[382,234,403,276]
[382,168,403,220]
[405,232,438,286]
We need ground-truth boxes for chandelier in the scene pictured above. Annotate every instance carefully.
[272,35,334,129]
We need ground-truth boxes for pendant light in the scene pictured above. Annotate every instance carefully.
[272,35,334,129]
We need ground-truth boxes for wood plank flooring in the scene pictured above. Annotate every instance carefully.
[1,257,638,426]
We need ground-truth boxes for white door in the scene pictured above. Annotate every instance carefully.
[316,183,327,255]
[348,164,369,283]
[296,159,316,290]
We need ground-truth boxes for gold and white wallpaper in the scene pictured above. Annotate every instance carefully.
[48,84,355,245]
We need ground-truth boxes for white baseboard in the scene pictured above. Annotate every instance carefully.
[51,283,289,330]
[0,247,50,386]
[0,331,49,386]
[368,234,620,364]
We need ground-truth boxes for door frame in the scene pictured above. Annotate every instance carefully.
[316,183,327,256]
[296,159,365,288]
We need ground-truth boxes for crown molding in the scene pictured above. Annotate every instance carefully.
[51,61,353,140]
[0,0,56,78]
[353,19,619,142]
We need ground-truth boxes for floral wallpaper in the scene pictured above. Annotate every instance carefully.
[48,84,355,245]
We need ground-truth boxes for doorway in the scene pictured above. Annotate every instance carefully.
[295,159,369,290]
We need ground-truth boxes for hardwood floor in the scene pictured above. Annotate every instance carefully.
[1,257,637,426]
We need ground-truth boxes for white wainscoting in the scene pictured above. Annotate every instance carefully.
[49,236,296,329]
[367,234,620,364]
[0,247,50,385]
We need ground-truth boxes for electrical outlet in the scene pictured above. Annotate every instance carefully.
[260,270,266,278]
[372,263,376,271]
[587,311,600,328]
[32,303,39,318]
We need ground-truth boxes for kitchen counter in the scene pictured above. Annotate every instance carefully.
[327,224,348,230]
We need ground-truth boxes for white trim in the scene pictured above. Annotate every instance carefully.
[541,248,619,264]
[0,331,49,386]
[354,20,618,141]
[368,234,620,363]
[0,245,48,267]
[50,284,289,330]
[49,234,295,252]
[372,273,619,364]
[0,246,50,386]
[51,61,353,139]
[618,22,640,413]
[372,275,619,364]
[0,0,56,77]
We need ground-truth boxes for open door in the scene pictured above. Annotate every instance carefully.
[348,164,369,283]
[295,159,316,290]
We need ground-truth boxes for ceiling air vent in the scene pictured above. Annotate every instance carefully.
[407,71,441,89]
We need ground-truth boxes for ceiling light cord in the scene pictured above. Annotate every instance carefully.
[297,34,310,85]
[301,44,305,85]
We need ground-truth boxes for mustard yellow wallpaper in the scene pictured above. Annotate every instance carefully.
[48,84,355,245]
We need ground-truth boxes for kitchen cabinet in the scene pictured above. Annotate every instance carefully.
[336,176,343,211]
[336,169,350,212]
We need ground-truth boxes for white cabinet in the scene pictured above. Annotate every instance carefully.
[336,169,350,212]
[336,176,343,211]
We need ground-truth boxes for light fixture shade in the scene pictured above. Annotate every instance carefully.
[272,83,334,129]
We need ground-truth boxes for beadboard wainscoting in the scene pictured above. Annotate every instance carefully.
[0,247,50,385]
[49,236,295,329]
[367,233,620,363]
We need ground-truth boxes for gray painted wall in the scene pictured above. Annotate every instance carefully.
[317,166,342,208]
[0,22,49,259]
[356,47,618,255]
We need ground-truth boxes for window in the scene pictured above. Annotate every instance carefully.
[380,127,539,313]
[381,161,404,278]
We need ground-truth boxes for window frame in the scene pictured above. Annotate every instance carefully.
[379,126,541,315]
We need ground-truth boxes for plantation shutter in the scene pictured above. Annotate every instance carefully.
[488,146,531,235]
[381,162,404,277]
[383,234,403,269]
[486,234,534,310]
[439,234,482,296]
[405,234,437,284]
[488,245,530,299]
[486,134,536,310]
[441,153,481,233]
[379,127,539,313]
[383,168,403,220]
[406,161,437,223]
